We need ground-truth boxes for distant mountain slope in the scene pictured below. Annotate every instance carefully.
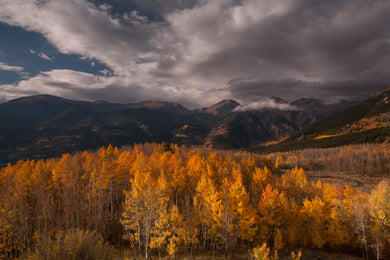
[0,95,197,162]
[266,86,390,152]
[0,94,352,163]
[197,100,240,117]
[130,100,193,115]
[202,109,314,149]
[291,98,355,119]
[174,97,320,149]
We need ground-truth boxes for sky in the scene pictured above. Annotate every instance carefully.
[0,0,390,108]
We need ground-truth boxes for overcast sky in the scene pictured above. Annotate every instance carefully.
[0,0,389,107]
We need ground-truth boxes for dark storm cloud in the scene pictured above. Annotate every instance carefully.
[228,78,389,102]
[0,0,390,106]
[170,0,390,101]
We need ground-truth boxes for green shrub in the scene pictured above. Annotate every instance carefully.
[24,229,118,260]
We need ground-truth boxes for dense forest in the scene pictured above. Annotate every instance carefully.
[1,143,390,259]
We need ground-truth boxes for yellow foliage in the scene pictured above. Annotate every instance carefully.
[291,250,302,260]
[1,143,390,258]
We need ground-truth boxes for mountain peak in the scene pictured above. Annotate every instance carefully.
[270,96,288,104]
[202,100,240,116]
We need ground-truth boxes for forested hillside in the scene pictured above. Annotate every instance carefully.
[267,86,390,152]
[1,143,390,259]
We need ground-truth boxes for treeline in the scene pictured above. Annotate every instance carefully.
[267,144,390,175]
[0,143,390,259]
[264,127,390,153]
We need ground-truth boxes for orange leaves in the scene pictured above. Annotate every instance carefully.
[3,143,390,259]
[301,196,327,248]
[257,184,285,246]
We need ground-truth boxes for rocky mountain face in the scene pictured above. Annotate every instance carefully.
[267,86,390,152]
[0,94,351,163]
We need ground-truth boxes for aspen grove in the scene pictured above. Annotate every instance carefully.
[0,143,389,259]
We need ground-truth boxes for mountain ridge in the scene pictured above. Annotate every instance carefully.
[0,94,354,162]
[265,86,390,152]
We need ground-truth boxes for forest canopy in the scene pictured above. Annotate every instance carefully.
[0,143,389,259]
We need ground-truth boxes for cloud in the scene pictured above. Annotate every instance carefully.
[165,0,390,99]
[0,69,218,108]
[0,61,24,72]
[0,0,166,77]
[38,52,53,61]
[30,49,55,61]
[0,0,390,106]
[125,0,200,15]
[228,78,388,102]
[234,97,298,112]
[0,69,151,102]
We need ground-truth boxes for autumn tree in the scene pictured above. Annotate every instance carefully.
[367,181,390,259]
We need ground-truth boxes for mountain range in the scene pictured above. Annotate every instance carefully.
[267,86,390,152]
[0,93,357,163]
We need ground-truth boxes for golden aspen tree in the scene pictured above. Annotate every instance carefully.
[29,160,55,236]
[346,186,370,259]
[278,167,308,203]
[150,172,171,259]
[257,184,284,247]
[181,192,199,259]
[240,155,256,193]
[251,166,274,205]
[322,184,352,248]
[193,173,222,256]
[122,168,170,259]
[98,145,119,229]
[301,196,327,248]
[218,170,255,260]
[150,207,170,260]
[186,152,207,189]
[167,152,189,207]
[11,160,35,254]
[228,172,256,253]
[0,164,19,257]
[281,196,301,247]
[121,170,155,259]
[220,177,236,260]
[166,205,185,258]
[367,181,390,260]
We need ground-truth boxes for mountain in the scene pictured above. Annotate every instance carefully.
[0,95,197,163]
[0,94,352,163]
[291,98,356,119]
[129,101,193,115]
[202,108,314,149]
[174,98,317,149]
[197,100,240,117]
[266,86,390,152]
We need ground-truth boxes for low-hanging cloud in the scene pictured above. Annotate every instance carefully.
[234,97,298,112]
